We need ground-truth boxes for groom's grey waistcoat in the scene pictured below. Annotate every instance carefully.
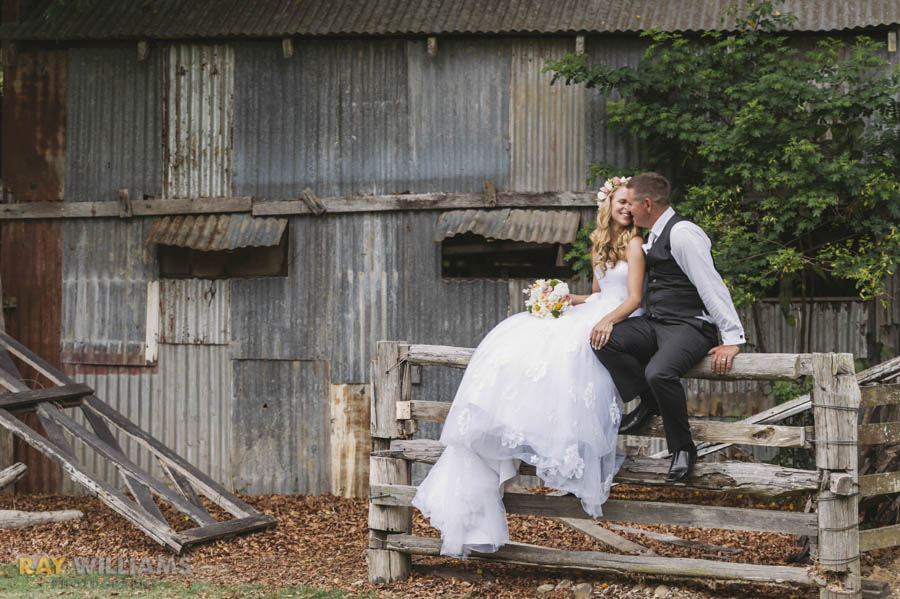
[642,214,707,323]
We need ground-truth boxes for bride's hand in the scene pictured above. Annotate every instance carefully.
[590,318,614,350]
[567,293,587,306]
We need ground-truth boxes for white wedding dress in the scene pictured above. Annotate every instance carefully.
[413,260,640,557]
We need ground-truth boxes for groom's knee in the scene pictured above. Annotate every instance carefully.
[644,362,680,388]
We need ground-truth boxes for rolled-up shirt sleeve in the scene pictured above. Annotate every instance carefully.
[669,223,746,346]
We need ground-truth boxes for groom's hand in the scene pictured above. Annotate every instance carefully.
[707,344,741,375]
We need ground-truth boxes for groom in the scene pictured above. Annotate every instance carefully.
[593,172,745,483]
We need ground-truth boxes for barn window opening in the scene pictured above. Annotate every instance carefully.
[436,209,581,280]
[146,214,289,279]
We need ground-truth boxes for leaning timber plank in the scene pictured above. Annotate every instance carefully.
[0,383,93,413]
[860,384,900,408]
[0,332,67,385]
[39,404,216,526]
[607,523,739,554]
[0,197,253,220]
[386,534,823,586]
[252,191,598,216]
[858,422,900,445]
[404,345,810,381]
[0,509,82,528]
[372,484,818,536]
[0,408,182,552]
[401,400,807,447]
[0,462,26,490]
[174,514,276,549]
[82,395,256,518]
[860,524,900,552]
[377,439,820,495]
[80,404,170,524]
[860,472,900,497]
[555,518,656,555]
[0,366,32,393]
[158,460,210,513]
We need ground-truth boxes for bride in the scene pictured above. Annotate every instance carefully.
[412,177,646,557]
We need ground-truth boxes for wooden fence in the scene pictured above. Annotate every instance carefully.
[366,341,900,599]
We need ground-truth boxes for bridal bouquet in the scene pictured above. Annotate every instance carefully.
[523,279,571,319]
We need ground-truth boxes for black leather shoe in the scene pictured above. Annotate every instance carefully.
[618,401,661,434]
[665,448,697,484]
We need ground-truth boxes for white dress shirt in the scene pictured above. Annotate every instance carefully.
[644,207,746,346]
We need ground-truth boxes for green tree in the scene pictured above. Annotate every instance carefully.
[549,1,900,314]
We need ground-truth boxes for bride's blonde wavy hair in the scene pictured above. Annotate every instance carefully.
[590,186,638,276]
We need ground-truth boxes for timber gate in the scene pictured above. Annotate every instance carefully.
[367,340,900,599]
[0,332,275,553]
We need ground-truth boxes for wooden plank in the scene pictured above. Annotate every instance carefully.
[372,342,408,440]
[555,517,656,555]
[402,400,807,447]
[0,383,93,412]
[158,460,209,513]
[330,384,371,498]
[372,484,818,536]
[606,523,739,554]
[175,514,276,548]
[0,462,26,491]
[385,534,823,586]
[80,395,256,518]
[0,197,253,220]
[404,345,810,381]
[859,422,900,445]
[80,404,170,524]
[860,524,900,552]
[812,353,861,599]
[0,332,67,386]
[39,404,216,526]
[377,439,821,496]
[253,191,598,216]
[0,408,182,552]
[859,384,900,408]
[860,472,900,497]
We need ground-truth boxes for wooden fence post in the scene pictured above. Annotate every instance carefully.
[812,353,861,599]
[367,341,412,583]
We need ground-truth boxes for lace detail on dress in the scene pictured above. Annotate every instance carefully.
[523,360,548,382]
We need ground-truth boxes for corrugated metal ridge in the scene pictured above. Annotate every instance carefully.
[435,208,581,244]
[144,214,287,250]
[4,0,900,40]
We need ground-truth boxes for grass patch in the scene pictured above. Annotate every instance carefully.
[0,563,375,598]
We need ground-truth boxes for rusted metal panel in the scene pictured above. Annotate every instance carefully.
[407,38,510,193]
[65,45,162,203]
[232,39,410,199]
[0,46,66,493]
[510,38,585,192]
[145,214,286,250]
[159,279,230,345]
[4,1,899,40]
[231,358,328,494]
[1,47,66,202]
[61,219,157,366]
[435,209,581,244]
[165,43,234,199]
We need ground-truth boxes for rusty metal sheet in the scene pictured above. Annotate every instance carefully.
[159,279,230,345]
[144,214,286,250]
[435,209,582,244]
[509,38,585,192]
[165,43,234,199]
[3,0,899,39]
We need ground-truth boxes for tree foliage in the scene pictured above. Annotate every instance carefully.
[548,1,900,307]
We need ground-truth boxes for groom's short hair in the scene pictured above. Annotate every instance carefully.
[627,172,670,207]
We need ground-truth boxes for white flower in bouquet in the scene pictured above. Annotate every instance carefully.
[523,278,571,319]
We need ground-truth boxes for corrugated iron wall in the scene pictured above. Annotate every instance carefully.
[406,38,511,192]
[510,38,585,192]
[1,47,67,492]
[165,44,234,198]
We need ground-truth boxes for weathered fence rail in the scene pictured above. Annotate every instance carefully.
[367,341,886,599]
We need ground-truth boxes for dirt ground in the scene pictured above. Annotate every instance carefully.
[0,486,897,599]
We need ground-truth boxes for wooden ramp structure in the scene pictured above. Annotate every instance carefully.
[367,341,900,599]
[0,332,275,553]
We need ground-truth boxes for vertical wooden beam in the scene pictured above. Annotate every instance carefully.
[812,353,861,599]
[575,34,585,53]
[427,37,437,57]
[367,341,411,583]
[330,383,371,498]
[282,38,294,59]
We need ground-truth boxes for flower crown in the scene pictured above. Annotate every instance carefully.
[596,176,631,205]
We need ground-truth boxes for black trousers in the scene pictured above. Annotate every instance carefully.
[594,316,719,453]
